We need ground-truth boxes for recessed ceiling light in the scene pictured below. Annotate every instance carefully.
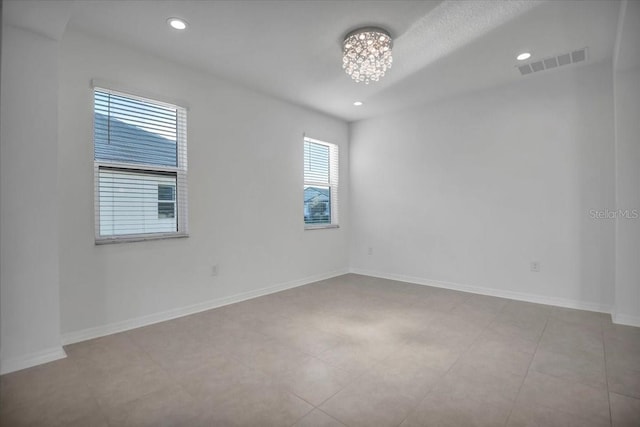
[517,52,531,61]
[353,101,363,106]
[167,18,188,30]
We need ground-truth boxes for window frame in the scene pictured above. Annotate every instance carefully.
[157,183,177,219]
[93,86,188,244]
[303,136,339,230]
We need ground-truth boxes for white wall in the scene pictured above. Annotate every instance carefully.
[350,61,616,311]
[57,30,349,340]
[0,25,65,373]
[613,68,640,326]
[613,0,640,326]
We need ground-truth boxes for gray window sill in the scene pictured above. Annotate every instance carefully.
[95,233,189,245]
[304,224,340,231]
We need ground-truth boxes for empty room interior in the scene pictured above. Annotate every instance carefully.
[1,0,640,426]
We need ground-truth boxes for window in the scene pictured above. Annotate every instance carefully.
[304,137,338,228]
[157,184,176,219]
[94,87,188,242]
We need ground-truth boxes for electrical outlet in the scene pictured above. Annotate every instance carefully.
[211,264,218,276]
[530,261,540,272]
[367,247,373,256]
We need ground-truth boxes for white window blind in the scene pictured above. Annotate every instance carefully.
[94,87,188,243]
[304,137,339,228]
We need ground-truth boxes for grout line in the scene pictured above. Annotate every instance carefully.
[602,324,614,426]
[72,333,178,425]
[394,308,494,427]
[287,403,315,427]
[61,355,109,426]
[317,408,348,427]
[503,314,550,426]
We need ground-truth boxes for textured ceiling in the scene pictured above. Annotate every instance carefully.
[5,0,622,122]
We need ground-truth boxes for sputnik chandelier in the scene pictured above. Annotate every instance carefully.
[342,27,393,84]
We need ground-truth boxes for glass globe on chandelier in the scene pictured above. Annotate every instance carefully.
[342,27,393,84]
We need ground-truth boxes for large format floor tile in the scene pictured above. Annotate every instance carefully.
[400,392,513,427]
[516,371,611,424]
[277,357,356,406]
[530,348,607,389]
[506,402,610,427]
[294,409,346,427]
[610,392,640,427]
[319,377,418,427]
[2,274,640,426]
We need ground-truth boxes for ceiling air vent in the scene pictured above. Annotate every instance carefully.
[517,47,587,76]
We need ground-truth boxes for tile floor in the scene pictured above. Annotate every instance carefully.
[1,274,639,426]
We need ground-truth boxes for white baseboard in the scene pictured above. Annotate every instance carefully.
[61,268,349,346]
[349,268,614,315]
[0,346,67,375]
[611,312,640,328]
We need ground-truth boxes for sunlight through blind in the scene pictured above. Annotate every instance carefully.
[94,87,188,242]
[304,137,338,227]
